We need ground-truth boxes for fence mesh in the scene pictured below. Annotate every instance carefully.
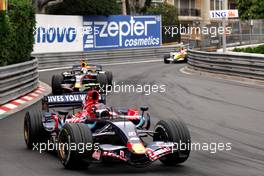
[186,19,264,50]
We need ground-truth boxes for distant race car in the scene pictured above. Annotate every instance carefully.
[24,90,191,169]
[164,47,188,64]
[51,60,113,94]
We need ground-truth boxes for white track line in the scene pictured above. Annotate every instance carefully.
[23,96,33,101]
[13,99,26,104]
[29,93,39,97]
[179,67,192,75]
[4,104,17,109]
[35,90,43,94]
[0,109,6,115]
[39,59,162,72]
[39,66,71,72]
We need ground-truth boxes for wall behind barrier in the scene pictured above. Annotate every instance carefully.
[33,15,161,54]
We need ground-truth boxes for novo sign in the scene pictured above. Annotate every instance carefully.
[35,27,77,43]
[210,10,239,19]
[83,15,161,51]
[33,15,83,54]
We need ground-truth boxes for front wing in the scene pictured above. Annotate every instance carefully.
[91,142,175,165]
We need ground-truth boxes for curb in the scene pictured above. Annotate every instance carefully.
[0,81,51,120]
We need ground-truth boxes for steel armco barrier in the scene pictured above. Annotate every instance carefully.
[33,45,178,69]
[187,49,264,80]
[0,59,39,105]
[0,45,178,105]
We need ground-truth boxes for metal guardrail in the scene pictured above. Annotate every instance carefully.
[0,45,178,105]
[188,49,264,80]
[33,45,178,69]
[0,59,39,105]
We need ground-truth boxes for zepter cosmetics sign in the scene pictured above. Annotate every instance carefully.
[83,15,162,51]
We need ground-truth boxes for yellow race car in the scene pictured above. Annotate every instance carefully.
[164,47,188,64]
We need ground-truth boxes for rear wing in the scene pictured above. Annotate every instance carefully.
[42,94,86,108]
[42,93,106,108]
[72,64,102,71]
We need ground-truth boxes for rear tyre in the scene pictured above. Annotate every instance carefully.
[58,123,93,169]
[153,118,191,165]
[24,110,49,149]
[184,56,188,63]
[97,73,107,92]
[105,71,113,85]
[97,65,103,71]
[105,71,113,91]
[164,54,170,64]
[52,74,63,95]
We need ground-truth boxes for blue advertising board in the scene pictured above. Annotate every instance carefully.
[83,15,161,51]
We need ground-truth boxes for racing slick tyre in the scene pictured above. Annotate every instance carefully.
[97,73,108,92]
[153,118,191,165]
[97,65,103,71]
[52,74,63,95]
[105,71,113,85]
[164,54,170,64]
[183,56,188,63]
[24,110,50,149]
[58,123,94,169]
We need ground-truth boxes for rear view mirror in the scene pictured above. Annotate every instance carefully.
[140,106,149,112]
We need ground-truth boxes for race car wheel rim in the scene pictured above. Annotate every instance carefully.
[58,129,70,162]
[24,116,29,144]
[154,126,169,142]
[59,144,65,159]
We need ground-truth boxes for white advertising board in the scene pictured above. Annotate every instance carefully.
[32,14,161,53]
[151,0,164,3]
[210,10,239,19]
[33,14,83,53]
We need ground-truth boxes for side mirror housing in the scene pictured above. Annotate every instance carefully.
[140,106,149,112]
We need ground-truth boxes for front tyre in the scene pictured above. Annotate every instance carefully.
[58,123,93,169]
[153,118,191,165]
[164,54,170,64]
[105,71,113,88]
[52,74,63,95]
[97,73,107,92]
[24,110,49,149]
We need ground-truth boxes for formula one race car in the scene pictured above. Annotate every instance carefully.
[164,46,188,64]
[24,90,191,169]
[52,60,113,94]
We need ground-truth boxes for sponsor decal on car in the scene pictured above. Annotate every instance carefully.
[146,147,172,161]
[47,94,86,103]
[92,150,101,160]
[102,151,128,161]
[128,132,137,137]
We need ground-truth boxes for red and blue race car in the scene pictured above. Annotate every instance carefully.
[24,90,191,168]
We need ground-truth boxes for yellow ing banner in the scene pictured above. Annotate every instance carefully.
[0,0,6,11]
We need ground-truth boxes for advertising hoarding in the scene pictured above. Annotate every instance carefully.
[210,10,239,19]
[33,15,83,53]
[83,15,161,51]
[33,15,161,53]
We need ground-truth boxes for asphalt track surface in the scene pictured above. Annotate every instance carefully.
[1,62,264,176]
